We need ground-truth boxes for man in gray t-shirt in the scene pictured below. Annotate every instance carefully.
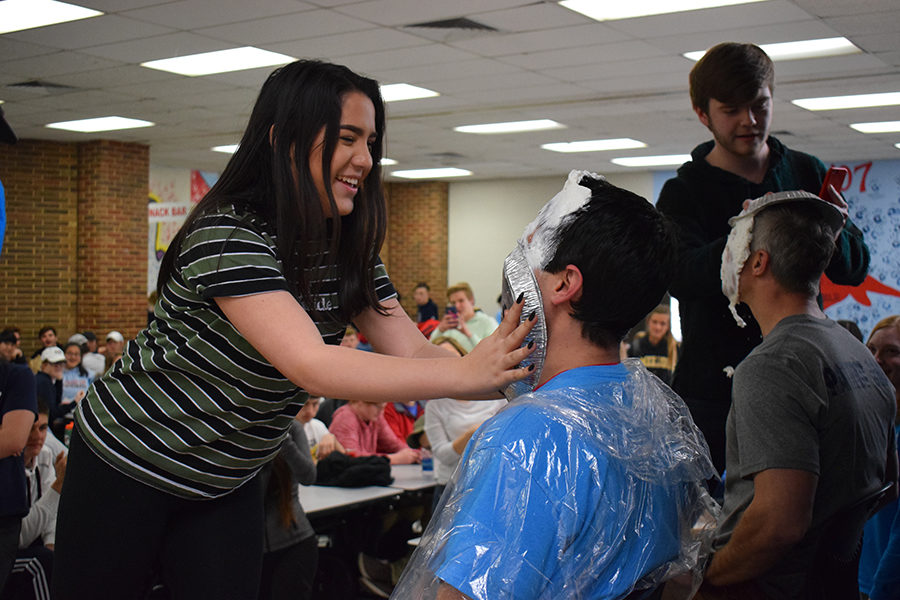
[700,191,897,598]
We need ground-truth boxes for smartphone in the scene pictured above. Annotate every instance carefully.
[445,305,458,316]
[818,166,849,198]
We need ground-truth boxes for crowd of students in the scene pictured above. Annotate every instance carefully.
[1,41,898,600]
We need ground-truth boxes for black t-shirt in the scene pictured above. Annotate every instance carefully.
[0,362,37,518]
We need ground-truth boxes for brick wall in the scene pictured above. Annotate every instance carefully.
[76,140,149,341]
[0,139,148,351]
[384,181,448,318]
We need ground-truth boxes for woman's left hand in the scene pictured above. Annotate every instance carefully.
[457,293,535,396]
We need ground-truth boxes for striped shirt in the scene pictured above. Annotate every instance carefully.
[75,205,396,499]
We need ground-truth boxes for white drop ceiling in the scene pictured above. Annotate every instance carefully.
[1,0,898,180]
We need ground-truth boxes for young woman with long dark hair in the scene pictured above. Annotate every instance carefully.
[51,60,533,598]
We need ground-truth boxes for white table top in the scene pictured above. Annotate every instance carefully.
[298,484,399,516]
[298,464,436,516]
[389,464,438,491]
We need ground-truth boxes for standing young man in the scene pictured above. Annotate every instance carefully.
[656,42,870,472]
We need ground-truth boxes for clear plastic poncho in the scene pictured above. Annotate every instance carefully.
[391,359,720,600]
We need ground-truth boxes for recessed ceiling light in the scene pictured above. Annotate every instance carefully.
[542,138,646,153]
[0,0,102,35]
[454,119,565,134]
[390,168,472,179]
[380,84,439,103]
[46,116,154,133]
[850,121,900,134]
[792,92,900,111]
[380,157,398,166]
[611,154,692,167]
[212,144,239,154]
[559,0,766,21]
[142,47,294,77]
[895,143,900,150]
[684,37,859,62]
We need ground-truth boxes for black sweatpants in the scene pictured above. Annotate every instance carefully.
[51,429,265,600]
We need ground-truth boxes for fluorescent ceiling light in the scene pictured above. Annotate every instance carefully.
[684,37,859,62]
[46,116,154,133]
[559,0,766,21]
[380,84,439,102]
[792,92,900,111]
[850,121,900,134]
[611,154,692,167]
[454,119,565,134]
[212,144,239,154]
[391,168,472,179]
[142,47,294,77]
[0,0,102,35]
[380,157,398,166]
[542,138,646,153]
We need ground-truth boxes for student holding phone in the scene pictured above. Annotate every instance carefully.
[430,282,499,353]
[656,42,870,473]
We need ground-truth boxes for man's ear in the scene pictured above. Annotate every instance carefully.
[549,264,584,306]
[747,249,770,276]
[693,105,711,129]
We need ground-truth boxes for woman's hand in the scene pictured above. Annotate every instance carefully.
[458,293,535,396]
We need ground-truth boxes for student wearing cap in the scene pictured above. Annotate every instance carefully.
[60,341,93,422]
[34,348,66,439]
[28,328,63,375]
[699,192,896,597]
[100,331,124,373]
[656,42,870,473]
[0,330,25,365]
[78,333,104,378]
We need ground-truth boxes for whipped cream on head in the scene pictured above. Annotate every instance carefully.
[721,214,755,328]
[521,169,599,270]
[720,189,842,327]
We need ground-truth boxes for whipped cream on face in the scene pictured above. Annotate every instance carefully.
[521,169,599,270]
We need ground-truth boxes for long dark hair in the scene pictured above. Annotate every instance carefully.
[157,60,389,321]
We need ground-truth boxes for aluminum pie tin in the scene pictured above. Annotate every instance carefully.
[500,244,547,401]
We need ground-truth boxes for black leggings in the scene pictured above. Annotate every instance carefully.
[51,429,264,600]
[259,535,318,600]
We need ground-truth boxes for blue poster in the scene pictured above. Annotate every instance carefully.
[822,159,900,339]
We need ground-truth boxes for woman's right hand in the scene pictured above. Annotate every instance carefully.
[459,293,535,396]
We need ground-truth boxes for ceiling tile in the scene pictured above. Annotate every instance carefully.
[122,0,315,29]
[7,15,173,49]
[198,9,375,45]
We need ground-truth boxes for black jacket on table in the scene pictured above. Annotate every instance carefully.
[656,137,870,407]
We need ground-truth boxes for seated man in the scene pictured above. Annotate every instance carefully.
[430,282,498,353]
[2,398,66,600]
[329,400,419,465]
[394,171,719,600]
[702,191,897,597]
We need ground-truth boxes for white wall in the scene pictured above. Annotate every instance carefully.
[447,171,655,315]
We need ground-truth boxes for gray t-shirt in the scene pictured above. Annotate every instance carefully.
[717,314,896,596]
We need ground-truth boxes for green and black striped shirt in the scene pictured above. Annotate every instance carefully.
[76,205,396,498]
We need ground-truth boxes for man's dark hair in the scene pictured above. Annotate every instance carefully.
[544,177,678,348]
[750,203,836,296]
[36,396,49,416]
[690,42,774,113]
[415,282,430,291]
[38,326,56,337]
